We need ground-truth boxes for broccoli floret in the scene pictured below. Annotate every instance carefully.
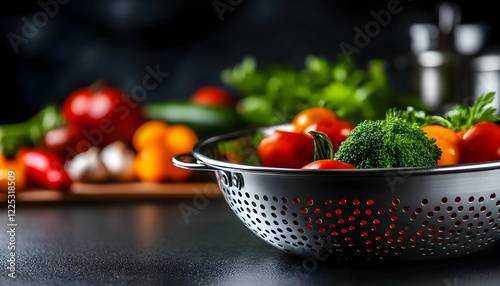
[333,117,441,168]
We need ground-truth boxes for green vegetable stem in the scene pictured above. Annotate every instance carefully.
[0,105,64,158]
[309,131,334,161]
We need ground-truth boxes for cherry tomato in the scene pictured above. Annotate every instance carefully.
[421,125,460,166]
[292,107,337,133]
[132,121,198,182]
[62,84,146,149]
[304,119,354,154]
[134,147,169,183]
[459,122,500,164]
[258,131,314,168]
[301,159,356,169]
[189,86,237,108]
[132,120,171,151]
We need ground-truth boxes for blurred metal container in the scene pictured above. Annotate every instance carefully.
[454,24,489,56]
[472,54,500,114]
[415,50,460,113]
[408,2,462,113]
[409,24,439,55]
[409,2,490,113]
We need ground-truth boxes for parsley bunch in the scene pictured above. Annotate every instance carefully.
[386,92,500,131]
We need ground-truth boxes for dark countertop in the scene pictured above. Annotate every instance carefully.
[2,198,500,285]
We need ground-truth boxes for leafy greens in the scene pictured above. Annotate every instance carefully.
[221,55,423,126]
[386,92,500,131]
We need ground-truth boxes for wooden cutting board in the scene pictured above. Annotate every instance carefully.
[0,180,223,202]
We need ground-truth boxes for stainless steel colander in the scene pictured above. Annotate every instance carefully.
[173,124,500,261]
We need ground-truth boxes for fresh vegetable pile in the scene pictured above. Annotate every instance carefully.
[258,107,355,169]
[0,82,242,192]
[2,53,499,193]
[387,92,500,165]
[2,55,415,192]
[258,92,500,169]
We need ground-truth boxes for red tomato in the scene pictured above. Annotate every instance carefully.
[301,159,356,169]
[459,122,500,164]
[258,131,314,168]
[62,85,146,148]
[41,125,92,161]
[189,86,237,108]
[292,107,338,133]
[304,119,354,153]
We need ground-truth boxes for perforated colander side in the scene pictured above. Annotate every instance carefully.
[217,171,500,261]
[176,124,500,261]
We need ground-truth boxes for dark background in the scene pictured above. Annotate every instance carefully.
[1,0,498,124]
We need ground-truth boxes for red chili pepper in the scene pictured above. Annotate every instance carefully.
[17,147,72,191]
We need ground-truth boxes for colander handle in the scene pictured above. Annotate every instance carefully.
[173,153,214,171]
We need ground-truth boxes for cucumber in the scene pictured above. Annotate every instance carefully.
[143,100,245,139]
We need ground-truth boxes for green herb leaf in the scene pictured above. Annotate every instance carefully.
[444,92,500,131]
[385,106,453,129]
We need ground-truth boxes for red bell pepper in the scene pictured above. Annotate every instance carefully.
[17,147,72,191]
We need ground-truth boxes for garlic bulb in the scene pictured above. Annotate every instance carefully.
[100,141,136,181]
[65,147,111,182]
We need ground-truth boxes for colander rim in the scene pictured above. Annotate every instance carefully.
[192,124,500,176]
